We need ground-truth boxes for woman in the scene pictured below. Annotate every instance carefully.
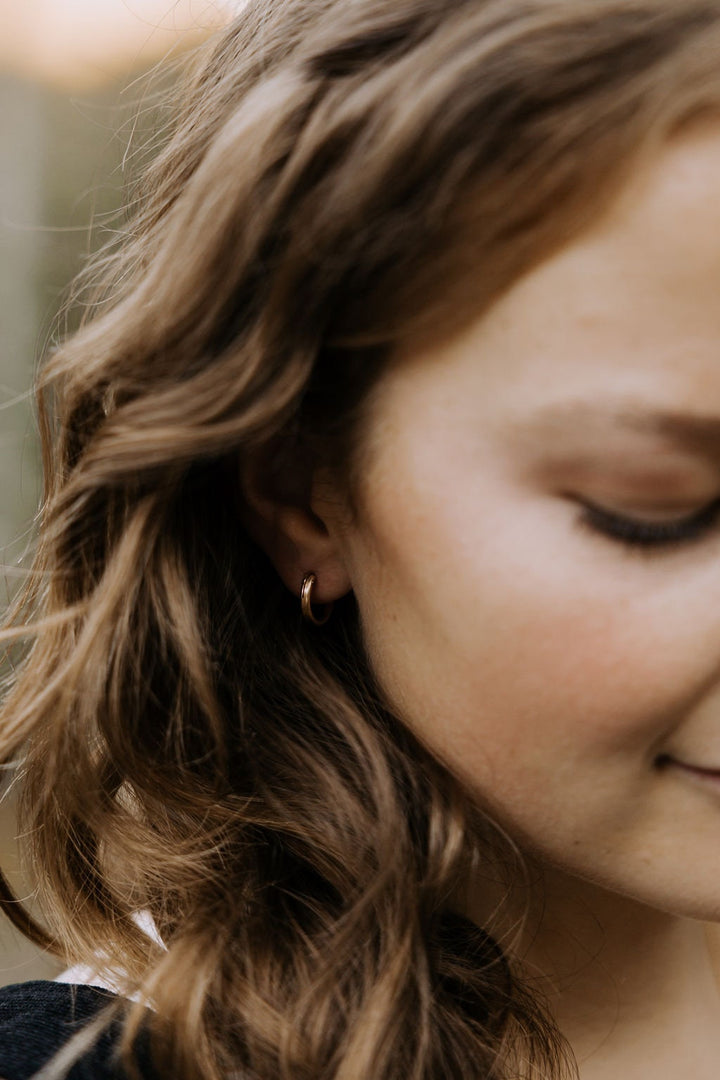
[2,1,720,1077]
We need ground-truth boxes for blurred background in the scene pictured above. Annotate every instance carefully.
[0,0,236,985]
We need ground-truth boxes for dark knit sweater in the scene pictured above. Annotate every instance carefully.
[0,980,159,1079]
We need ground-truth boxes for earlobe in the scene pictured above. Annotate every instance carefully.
[263,503,352,602]
[240,461,352,603]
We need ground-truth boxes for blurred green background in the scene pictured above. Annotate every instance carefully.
[0,70,145,985]
[0,2,226,986]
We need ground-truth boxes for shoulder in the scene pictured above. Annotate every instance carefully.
[0,980,157,1080]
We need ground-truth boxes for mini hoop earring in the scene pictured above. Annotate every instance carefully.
[301,573,333,626]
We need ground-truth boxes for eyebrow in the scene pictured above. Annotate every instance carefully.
[524,400,720,459]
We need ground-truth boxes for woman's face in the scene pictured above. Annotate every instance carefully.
[328,124,720,920]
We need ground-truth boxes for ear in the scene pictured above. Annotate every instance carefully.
[240,456,352,605]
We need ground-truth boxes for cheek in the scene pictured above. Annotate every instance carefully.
[350,470,714,829]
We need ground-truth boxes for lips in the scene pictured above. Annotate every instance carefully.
[657,755,720,782]
[674,762,720,777]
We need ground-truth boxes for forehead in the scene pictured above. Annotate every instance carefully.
[384,121,720,425]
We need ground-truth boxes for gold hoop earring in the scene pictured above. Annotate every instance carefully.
[301,573,333,626]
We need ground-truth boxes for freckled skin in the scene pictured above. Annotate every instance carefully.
[294,121,720,1077]
[328,123,720,921]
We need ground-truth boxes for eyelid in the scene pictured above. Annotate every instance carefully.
[575,495,720,550]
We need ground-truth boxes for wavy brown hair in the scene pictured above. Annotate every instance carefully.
[4,1,720,1077]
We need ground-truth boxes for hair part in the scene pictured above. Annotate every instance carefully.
[4,2,720,1077]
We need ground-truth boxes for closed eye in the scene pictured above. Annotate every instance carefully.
[576,496,720,551]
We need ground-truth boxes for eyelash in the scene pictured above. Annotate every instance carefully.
[577,497,720,553]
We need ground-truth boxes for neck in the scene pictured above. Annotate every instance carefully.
[463,864,720,1079]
